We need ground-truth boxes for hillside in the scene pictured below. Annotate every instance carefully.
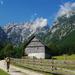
[39,13,75,56]
[0,12,75,57]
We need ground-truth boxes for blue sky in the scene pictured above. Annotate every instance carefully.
[0,0,75,26]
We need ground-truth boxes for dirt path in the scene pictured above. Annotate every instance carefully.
[0,60,44,75]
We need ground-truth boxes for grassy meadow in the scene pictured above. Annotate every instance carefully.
[52,54,75,60]
[11,57,75,75]
[0,69,9,75]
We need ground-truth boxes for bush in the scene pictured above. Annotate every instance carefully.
[3,43,13,57]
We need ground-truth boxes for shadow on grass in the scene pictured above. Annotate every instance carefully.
[53,73,61,75]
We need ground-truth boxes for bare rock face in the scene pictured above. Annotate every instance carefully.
[3,18,48,45]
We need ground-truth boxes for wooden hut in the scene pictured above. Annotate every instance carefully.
[25,36,50,59]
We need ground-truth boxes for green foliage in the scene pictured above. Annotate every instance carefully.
[3,43,14,57]
[0,49,5,59]
[53,54,75,60]
[0,69,9,75]
[59,31,75,55]
[10,42,26,58]
[0,42,26,59]
[12,46,23,58]
[0,42,7,59]
[1,14,75,58]
[40,14,75,56]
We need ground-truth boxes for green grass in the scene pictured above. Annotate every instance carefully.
[12,62,62,75]
[11,58,75,75]
[52,54,75,60]
[0,69,9,75]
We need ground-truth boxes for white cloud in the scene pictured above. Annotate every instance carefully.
[57,2,75,18]
[71,3,75,7]
[31,17,48,32]
[21,17,48,38]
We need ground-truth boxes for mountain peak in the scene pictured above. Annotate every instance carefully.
[2,17,49,45]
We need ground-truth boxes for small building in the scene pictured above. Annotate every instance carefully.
[25,36,50,59]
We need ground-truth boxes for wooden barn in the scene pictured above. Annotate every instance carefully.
[25,36,50,59]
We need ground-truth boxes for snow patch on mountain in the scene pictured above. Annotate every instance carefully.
[30,17,47,32]
[57,2,75,18]
[3,17,48,45]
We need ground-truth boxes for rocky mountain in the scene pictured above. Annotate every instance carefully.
[2,17,49,45]
[36,11,75,55]
[38,2,75,49]
[0,10,75,48]
[42,12,75,49]
[1,2,75,56]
